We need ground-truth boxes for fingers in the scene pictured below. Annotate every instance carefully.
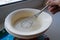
[46,0,55,5]
[48,5,60,14]
[46,0,59,6]
[46,0,60,14]
[48,6,56,14]
[48,6,54,12]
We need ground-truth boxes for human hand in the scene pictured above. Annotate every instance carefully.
[46,0,60,14]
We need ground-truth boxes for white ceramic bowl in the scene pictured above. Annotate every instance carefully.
[4,8,52,39]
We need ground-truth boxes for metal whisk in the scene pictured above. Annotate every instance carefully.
[21,5,49,28]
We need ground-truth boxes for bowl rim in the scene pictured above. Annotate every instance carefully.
[4,8,52,36]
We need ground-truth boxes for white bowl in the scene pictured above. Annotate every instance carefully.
[4,8,52,39]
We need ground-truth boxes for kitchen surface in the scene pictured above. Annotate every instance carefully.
[45,11,60,40]
[0,0,60,40]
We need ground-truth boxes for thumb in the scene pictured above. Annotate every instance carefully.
[46,0,60,6]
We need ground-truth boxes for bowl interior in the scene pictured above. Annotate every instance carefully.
[5,8,52,36]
